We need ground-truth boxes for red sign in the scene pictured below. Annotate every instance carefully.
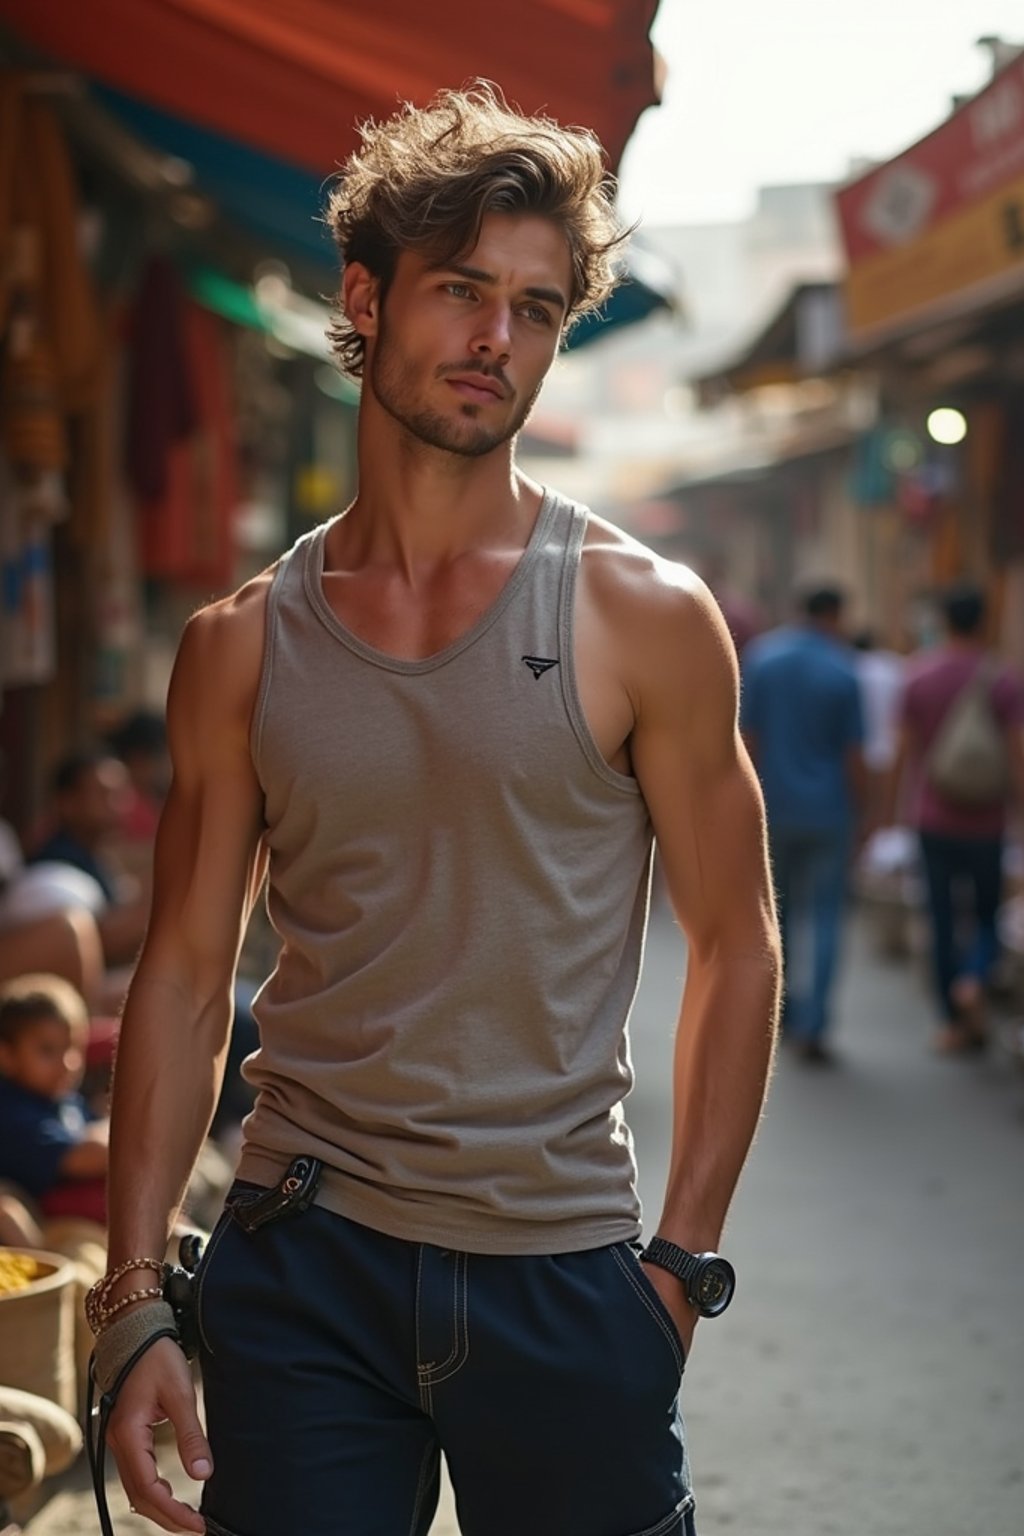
[838,54,1024,259]
[835,55,1024,337]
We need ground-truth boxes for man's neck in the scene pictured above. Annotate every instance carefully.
[339,408,538,575]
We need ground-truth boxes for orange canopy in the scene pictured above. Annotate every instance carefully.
[2,0,660,172]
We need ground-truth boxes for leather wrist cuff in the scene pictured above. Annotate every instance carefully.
[91,1301,179,1394]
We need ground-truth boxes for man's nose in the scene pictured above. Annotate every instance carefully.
[470,304,512,362]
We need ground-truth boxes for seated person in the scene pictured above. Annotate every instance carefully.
[0,977,231,1426]
[0,754,105,1008]
[0,903,104,1014]
[28,752,149,970]
[25,750,260,1138]
[0,974,107,1228]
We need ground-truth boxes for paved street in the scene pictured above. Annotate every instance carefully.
[627,900,1024,1536]
[26,905,1024,1536]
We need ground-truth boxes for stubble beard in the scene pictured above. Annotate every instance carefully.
[369,320,541,459]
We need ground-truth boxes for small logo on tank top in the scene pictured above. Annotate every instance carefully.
[522,655,559,680]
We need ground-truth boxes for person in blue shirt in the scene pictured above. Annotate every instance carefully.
[0,972,108,1226]
[741,587,866,1063]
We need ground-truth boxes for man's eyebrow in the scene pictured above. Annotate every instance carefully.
[428,260,568,314]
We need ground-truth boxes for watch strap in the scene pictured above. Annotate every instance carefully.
[641,1236,704,1287]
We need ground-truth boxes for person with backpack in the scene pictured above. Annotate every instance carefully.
[896,584,1024,1053]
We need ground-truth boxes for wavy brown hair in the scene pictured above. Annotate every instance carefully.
[325,83,629,378]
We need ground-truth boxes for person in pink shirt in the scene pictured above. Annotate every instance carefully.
[896,585,1024,1052]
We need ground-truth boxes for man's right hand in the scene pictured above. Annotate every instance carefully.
[106,1338,212,1534]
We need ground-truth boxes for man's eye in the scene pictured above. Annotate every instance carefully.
[446,283,472,298]
[523,306,552,325]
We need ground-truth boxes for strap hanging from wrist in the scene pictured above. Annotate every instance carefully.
[86,1307,182,1536]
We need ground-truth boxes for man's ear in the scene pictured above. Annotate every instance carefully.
[342,262,381,340]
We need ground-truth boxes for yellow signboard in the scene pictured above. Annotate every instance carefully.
[843,173,1024,340]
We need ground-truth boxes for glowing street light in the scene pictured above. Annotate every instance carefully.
[926,408,967,446]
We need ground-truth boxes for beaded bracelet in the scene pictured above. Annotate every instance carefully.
[85,1257,168,1337]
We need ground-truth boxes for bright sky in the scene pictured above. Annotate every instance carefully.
[618,0,1024,226]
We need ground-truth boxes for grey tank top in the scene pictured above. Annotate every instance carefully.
[238,489,654,1253]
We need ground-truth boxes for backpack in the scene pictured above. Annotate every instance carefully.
[925,657,1008,805]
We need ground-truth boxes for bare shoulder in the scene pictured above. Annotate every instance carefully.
[174,569,274,684]
[168,567,277,744]
[580,513,736,704]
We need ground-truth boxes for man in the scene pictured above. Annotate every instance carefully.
[742,587,865,1064]
[895,584,1024,1053]
[99,87,780,1536]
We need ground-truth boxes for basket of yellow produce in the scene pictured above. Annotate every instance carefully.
[0,1248,78,1413]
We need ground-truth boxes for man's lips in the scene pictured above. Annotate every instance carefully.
[445,375,506,403]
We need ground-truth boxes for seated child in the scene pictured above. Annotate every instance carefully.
[0,974,107,1228]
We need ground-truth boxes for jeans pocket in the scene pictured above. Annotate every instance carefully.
[195,1183,261,1357]
[610,1243,686,1377]
[618,1491,697,1536]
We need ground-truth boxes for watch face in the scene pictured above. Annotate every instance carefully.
[696,1258,735,1317]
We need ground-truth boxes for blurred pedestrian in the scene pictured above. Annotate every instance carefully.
[852,629,905,786]
[742,587,866,1063]
[96,85,779,1536]
[893,584,1024,1053]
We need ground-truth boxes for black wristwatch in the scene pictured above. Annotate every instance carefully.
[641,1237,736,1318]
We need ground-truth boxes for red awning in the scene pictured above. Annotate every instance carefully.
[1,0,660,173]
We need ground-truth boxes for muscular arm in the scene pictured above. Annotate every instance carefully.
[630,571,781,1336]
[103,582,269,1533]
[106,592,268,1272]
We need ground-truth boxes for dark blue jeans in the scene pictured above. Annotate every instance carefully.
[918,832,1003,1022]
[771,825,851,1042]
[197,1187,697,1536]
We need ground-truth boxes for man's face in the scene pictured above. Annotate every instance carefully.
[0,1016,82,1100]
[362,213,572,457]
